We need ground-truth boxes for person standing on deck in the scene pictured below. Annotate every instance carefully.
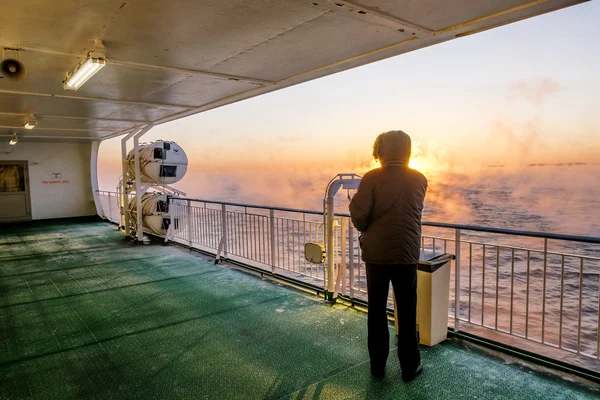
[349,130,428,382]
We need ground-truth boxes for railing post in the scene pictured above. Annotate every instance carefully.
[186,199,192,248]
[221,203,228,258]
[542,237,548,343]
[107,192,112,221]
[340,217,347,295]
[348,224,355,298]
[269,209,276,273]
[454,229,461,332]
[164,196,175,244]
[326,197,335,301]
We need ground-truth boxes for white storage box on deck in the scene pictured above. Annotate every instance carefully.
[393,251,454,346]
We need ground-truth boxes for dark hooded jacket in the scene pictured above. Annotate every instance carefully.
[349,131,427,265]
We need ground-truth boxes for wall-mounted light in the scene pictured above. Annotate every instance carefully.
[23,114,37,130]
[63,39,106,91]
[9,132,18,145]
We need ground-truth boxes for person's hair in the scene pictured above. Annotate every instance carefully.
[372,130,411,165]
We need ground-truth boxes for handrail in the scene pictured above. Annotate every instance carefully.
[172,196,600,245]
[173,196,326,216]
[97,191,600,245]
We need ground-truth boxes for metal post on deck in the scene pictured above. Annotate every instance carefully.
[269,209,276,273]
[348,224,355,299]
[221,203,228,259]
[107,192,112,221]
[186,199,192,248]
[164,196,175,244]
[340,217,347,295]
[542,238,548,342]
[326,195,335,301]
[455,229,461,332]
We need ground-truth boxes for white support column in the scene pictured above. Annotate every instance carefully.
[107,192,112,221]
[120,129,139,236]
[90,140,103,217]
[125,124,153,242]
[133,135,144,242]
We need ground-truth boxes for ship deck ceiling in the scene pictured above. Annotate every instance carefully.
[0,219,598,399]
[0,0,588,142]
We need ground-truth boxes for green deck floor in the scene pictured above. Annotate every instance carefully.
[1,219,598,399]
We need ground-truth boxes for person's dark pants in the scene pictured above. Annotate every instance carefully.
[366,263,420,373]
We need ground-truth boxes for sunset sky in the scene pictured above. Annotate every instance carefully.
[98,1,599,189]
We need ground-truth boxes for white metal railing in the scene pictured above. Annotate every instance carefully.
[97,190,122,224]
[96,191,600,366]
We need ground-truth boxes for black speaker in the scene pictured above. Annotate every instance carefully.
[0,59,26,81]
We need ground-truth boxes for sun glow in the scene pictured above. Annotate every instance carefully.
[408,143,434,175]
[362,143,443,177]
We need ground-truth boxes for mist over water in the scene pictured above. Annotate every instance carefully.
[167,164,600,238]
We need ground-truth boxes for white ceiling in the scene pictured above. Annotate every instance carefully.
[0,0,587,141]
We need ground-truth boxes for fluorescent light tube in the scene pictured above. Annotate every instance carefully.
[63,57,106,91]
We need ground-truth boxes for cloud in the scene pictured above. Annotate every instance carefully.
[506,78,562,105]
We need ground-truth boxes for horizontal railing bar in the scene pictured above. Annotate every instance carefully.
[421,222,600,244]
[433,240,600,261]
[174,197,326,216]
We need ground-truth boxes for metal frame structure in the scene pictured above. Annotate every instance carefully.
[119,125,153,242]
[323,174,361,300]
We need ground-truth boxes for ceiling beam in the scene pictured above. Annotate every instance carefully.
[107,60,275,86]
[0,134,100,140]
[0,89,194,110]
[0,111,147,123]
[0,111,140,122]
[0,125,115,133]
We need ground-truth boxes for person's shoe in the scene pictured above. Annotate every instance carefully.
[401,363,423,382]
[370,366,385,379]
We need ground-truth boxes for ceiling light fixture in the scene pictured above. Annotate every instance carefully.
[23,114,37,130]
[9,132,18,145]
[63,39,106,91]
